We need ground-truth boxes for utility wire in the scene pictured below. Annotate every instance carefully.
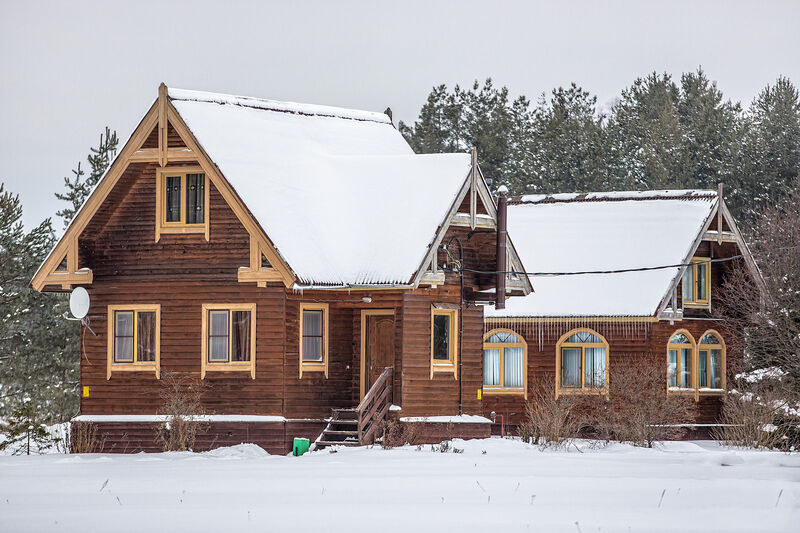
[454,254,751,278]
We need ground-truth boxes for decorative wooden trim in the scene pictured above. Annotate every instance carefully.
[430,306,458,379]
[154,166,209,242]
[359,309,395,400]
[200,303,257,379]
[666,328,697,399]
[482,328,527,399]
[165,102,296,288]
[129,147,196,163]
[158,83,168,167]
[106,304,161,380]
[299,302,328,378]
[485,316,658,323]
[555,328,609,398]
[410,164,532,296]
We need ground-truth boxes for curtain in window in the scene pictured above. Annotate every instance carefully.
[584,347,606,388]
[561,348,581,387]
[209,310,229,362]
[137,311,156,362]
[483,349,500,386]
[699,350,708,387]
[680,348,692,387]
[682,268,693,301]
[186,174,205,224]
[302,310,323,362]
[231,310,251,362]
[710,348,722,388]
[504,347,525,388]
[115,311,134,362]
[166,176,181,222]
[668,349,678,387]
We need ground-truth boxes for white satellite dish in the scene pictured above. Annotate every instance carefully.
[69,287,90,319]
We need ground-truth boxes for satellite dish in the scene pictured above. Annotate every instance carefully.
[69,287,90,319]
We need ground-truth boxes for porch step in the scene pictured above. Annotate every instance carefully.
[322,430,358,436]
[316,440,360,447]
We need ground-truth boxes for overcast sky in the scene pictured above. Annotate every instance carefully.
[2,0,799,229]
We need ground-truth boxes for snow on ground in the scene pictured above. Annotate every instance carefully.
[0,438,797,532]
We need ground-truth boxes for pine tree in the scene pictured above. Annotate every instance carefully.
[0,400,59,455]
[0,184,79,423]
[55,127,118,228]
[526,83,609,193]
[733,77,800,221]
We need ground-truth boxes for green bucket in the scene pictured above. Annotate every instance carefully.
[292,437,310,456]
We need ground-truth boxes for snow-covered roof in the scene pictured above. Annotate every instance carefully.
[169,88,472,286]
[486,191,718,317]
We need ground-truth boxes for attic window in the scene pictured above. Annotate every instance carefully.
[156,167,209,241]
[682,257,710,307]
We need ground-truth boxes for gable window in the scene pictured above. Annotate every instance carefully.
[155,167,209,241]
[430,306,458,377]
[556,329,608,395]
[698,331,725,390]
[299,303,328,378]
[483,329,526,397]
[682,257,710,307]
[106,304,160,379]
[667,331,694,390]
[201,303,256,379]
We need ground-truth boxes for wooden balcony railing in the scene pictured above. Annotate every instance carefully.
[356,367,393,445]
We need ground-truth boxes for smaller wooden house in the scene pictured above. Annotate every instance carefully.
[31,85,530,453]
[481,190,762,435]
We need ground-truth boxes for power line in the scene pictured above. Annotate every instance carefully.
[456,254,750,278]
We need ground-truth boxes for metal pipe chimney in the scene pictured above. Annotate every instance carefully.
[496,185,508,309]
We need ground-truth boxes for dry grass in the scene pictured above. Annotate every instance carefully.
[69,421,104,453]
[156,372,209,452]
[380,418,419,449]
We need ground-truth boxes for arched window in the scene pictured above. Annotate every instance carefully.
[483,329,527,397]
[698,331,725,390]
[556,329,608,394]
[667,331,695,389]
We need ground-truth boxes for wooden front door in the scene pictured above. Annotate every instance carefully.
[361,310,395,399]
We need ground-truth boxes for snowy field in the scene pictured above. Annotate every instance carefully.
[1,438,798,533]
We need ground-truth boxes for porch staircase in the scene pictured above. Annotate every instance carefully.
[315,367,393,450]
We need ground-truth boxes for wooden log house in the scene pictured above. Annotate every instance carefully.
[31,84,531,453]
[481,190,763,437]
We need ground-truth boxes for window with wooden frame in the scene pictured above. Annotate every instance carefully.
[698,331,725,391]
[430,306,458,378]
[667,330,695,391]
[681,257,710,307]
[556,329,608,395]
[155,167,209,241]
[299,303,328,378]
[201,303,256,379]
[106,304,160,379]
[483,329,526,398]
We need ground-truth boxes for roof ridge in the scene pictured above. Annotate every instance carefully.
[168,87,391,124]
[509,190,717,205]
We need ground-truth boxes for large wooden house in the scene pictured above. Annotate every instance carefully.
[480,190,762,434]
[31,85,530,453]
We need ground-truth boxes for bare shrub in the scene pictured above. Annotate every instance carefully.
[70,421,103,453]
[380,418,419,449]
[157,372,208,452]
[713,371,800,450]
[521,380,585,449]
[594,358,693,447]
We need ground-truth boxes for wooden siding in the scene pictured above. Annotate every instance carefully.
[481,319,735,426]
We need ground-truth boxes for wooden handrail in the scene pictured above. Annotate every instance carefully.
[357,367,393,445]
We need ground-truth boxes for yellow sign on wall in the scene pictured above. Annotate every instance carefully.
[477,388,482,400]
[82,386,90,397]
